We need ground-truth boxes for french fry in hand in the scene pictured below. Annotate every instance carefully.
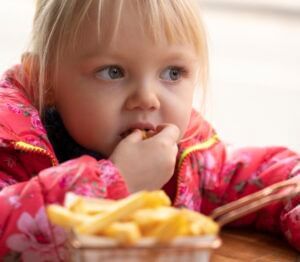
[141,130,148,140]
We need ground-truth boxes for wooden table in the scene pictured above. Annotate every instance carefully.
[212,229,299,261]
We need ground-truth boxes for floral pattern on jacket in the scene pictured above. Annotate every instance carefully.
[6,207,66,262]
[0,65,300,261]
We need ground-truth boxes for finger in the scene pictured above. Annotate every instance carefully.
[122,129,144,143]
[154,124,180,143]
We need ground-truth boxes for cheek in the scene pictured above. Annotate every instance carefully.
[164,101,193,140]
[56,92,123,155]
[167,84,195,137]
[55,89,103,141]
[58,102,117,155]
[177,107,193,139]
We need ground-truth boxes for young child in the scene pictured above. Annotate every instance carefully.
[0,0,299,260]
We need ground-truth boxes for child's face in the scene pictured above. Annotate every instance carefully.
[54,5,201,157]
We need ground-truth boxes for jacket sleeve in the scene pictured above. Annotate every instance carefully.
[0,155,129,261]
[201,140,300,251]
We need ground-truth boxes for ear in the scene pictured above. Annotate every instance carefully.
[21,52,56,107]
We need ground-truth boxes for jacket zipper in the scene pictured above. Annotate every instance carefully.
[173,134,219,205]
[12,141,58,166]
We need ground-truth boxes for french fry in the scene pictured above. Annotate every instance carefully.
[141,130,157,140]
[141,130,148,140]
[146,213,189,243]
[47,204,89,229]
[132,207,177,225]
[72,199,114,215]
[182,209,219,235]
[76,191,150,235]
[64,192,81,210]
[144,190,171,208]
[103,222,141,245]
[131,207,177,234]
[65,192,115,215]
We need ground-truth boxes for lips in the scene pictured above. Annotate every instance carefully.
[120,123,155,139]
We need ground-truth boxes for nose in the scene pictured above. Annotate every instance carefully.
[125,83,160,111]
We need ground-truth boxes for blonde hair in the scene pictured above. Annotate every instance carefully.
[25,0,208,113]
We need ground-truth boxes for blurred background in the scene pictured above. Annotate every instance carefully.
[0,0,299,152]
[200,0,300,152]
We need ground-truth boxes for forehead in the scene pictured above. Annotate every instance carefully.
[82,2,145,45]
[69,0,202,58]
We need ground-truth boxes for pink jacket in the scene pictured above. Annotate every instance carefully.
[0,65,299,261]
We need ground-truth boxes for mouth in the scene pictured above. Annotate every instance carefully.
[120,123,155,139]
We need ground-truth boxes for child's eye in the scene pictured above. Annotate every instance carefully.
[160,67,184,81]
[95,66,124,80]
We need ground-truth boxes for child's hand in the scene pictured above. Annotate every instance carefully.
[109,124,180,193]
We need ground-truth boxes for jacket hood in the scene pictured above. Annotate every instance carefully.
[0,65,57,164]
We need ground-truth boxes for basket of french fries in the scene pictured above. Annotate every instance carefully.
[47,191,221,262]
[47,179,300,261]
